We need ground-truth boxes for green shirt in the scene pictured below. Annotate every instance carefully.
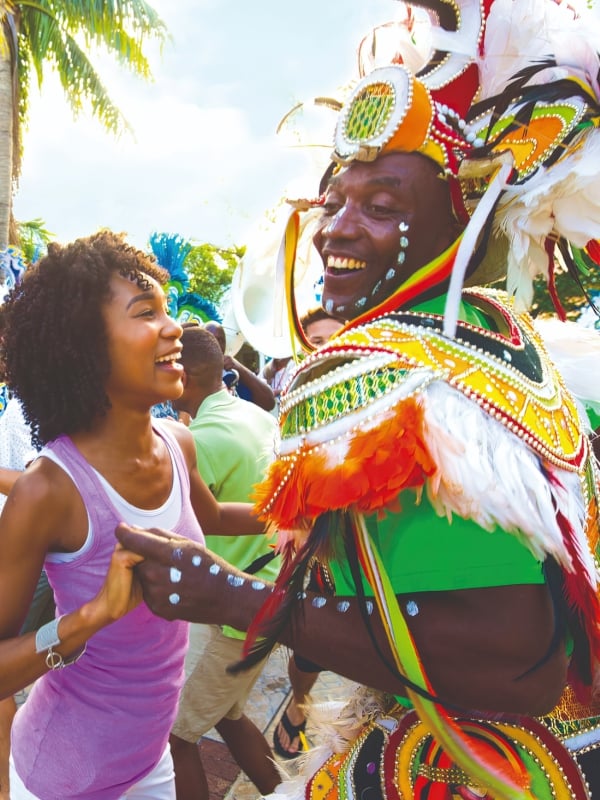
[330,492,544,596]
[190,389,280,637]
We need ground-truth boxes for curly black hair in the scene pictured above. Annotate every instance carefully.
[1,230,169,448]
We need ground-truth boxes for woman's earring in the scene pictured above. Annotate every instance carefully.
[397,221,410,265]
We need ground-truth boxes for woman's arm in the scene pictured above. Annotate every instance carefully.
[0,464,143,700]
[0,467,23,497]
[165,420,265,536]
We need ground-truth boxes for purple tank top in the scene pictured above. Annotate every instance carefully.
[11,422,204,799]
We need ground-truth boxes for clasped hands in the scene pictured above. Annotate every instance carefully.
[114,523,263,626]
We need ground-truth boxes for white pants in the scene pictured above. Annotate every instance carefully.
[9,744,175,799]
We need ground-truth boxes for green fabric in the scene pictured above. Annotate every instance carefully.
[411,294,491,327]
[329,493,544,596]
[328,295,544,596]
[586,405,600,431]
[190,389,280,638]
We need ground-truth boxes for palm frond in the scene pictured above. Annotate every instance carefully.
[0,1,167,245]
[20,16,129,133]
[16,216,53,262]
[18,1,166,46]
[0,3,17,58]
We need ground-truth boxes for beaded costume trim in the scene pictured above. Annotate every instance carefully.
[253,292,599,622]
[280,289,586,470]
[544,685,600,756]
[255,290,593,540]
[298,701,592,800]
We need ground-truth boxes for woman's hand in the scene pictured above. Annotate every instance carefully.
[89,543,145,625]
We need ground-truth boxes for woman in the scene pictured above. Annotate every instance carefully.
[0,230,262,799]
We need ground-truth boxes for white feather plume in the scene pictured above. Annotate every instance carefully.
[470,0,600,311]
[420,381,592,575]
[262,688,391,800]
[493,130,600,311]
[534,316,600,415]
[479,0,600,101]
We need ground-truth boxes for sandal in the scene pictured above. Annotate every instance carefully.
[273,706,308,760]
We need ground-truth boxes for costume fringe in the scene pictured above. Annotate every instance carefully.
[263,688,390,800]
[253,396,435,536]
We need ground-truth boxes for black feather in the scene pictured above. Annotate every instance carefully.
[468,58,600,157]
[228,512,336,674]
[557,240,600,319]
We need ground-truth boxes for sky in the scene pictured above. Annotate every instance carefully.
[13,0,395,253]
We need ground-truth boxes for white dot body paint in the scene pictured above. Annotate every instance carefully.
[406,600,419,617]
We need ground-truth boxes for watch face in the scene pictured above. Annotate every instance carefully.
[334,65,413,163]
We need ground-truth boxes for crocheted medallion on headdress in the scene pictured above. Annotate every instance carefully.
[331,0,490,224]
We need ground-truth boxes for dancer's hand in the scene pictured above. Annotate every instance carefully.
[115,523,256,625]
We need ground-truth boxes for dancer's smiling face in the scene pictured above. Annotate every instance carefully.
[313,152,458,318]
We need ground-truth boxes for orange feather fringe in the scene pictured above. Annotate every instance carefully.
[253,397,435,532]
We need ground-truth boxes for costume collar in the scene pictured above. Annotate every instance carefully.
[336,235,463,336]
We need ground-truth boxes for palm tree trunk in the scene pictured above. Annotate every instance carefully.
[0,50,13,250]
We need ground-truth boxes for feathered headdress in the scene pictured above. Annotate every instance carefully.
[321,0,600,337]
[258,0,600,350]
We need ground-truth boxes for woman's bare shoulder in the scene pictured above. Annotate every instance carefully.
[1,455,86,552]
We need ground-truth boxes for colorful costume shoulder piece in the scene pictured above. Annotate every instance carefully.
[256,289,598,586]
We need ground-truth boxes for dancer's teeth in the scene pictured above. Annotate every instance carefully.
[327,256,366,270]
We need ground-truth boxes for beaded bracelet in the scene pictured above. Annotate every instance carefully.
[35,615,87,670]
